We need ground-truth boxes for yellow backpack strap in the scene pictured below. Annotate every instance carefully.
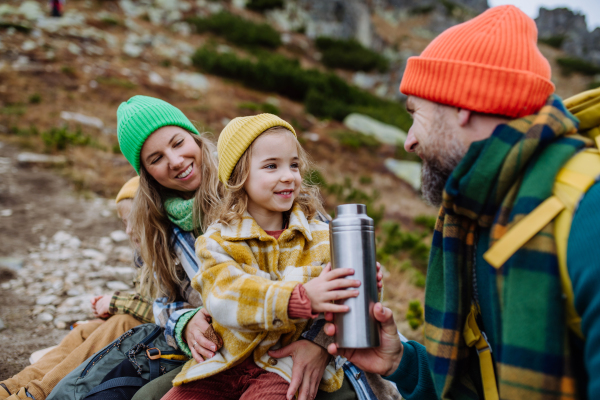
[463,303,499,400]
[553,149,600,339]
[484,149,600,339]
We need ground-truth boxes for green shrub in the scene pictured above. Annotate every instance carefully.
[28,93,42,104]
[538,35,566,49]
[0,105,26,116]
[414,215,437,230]
[246,0,284,12]
[96,77,137,89]
[588,81,600,90]
[238,101,280,115]
[359,175,372,184]
[410,5,435,15]
[557,57,600,76]
[0,22,31,33]
[315,37,389,72]
[332,130,380,150]
[191,46,412,131]
[377,221,430,266]
[406,299,424,329]
[187,12,281,49]
[61,66,77,77]
[42,126,90,151]
[101,16,122,26]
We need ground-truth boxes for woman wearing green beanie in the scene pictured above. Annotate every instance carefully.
[117,96,349,400]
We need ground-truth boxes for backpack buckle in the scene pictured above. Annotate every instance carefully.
[146,348,161,360]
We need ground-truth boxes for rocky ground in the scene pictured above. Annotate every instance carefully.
[0,140,137,379]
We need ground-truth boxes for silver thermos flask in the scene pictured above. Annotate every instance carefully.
[330,204,380,348]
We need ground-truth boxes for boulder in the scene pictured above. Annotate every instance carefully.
[110,230,129,243]
[384,158,421,190]
[17,153,67,166]
[343,113,407,145]
[106,281,131,291]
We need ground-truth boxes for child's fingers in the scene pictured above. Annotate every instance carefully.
[319,303,352,313]
[323,289,360,302]
[326,278,360,291]
[323,268,355,281]
[322,263,332,273]
[376,262,381,271]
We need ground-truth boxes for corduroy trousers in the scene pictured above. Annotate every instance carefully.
[162,357,291,400]
[0,314,141,400]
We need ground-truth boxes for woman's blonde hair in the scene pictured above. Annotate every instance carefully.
[217,126,327,227]
[130,131,222,300]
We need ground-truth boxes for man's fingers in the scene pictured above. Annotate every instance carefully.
[324,322,336,336]
[373,303,397,334]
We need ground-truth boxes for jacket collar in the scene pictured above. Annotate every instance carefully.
[220,203,313,242]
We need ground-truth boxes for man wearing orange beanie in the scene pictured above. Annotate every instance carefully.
[324,5,600,400]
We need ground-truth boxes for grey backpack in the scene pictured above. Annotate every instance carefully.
[47,324,187,400]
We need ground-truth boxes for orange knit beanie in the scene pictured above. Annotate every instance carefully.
[400,5,555,118]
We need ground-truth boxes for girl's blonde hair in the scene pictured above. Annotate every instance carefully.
[130,131,222,300]
[217,126,327,227]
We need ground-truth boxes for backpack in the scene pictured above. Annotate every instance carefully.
[464,88,600,400]
[46,324,187,400]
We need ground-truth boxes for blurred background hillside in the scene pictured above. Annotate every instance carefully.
[1,0,599,353]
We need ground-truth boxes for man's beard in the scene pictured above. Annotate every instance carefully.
[418,118,467,207]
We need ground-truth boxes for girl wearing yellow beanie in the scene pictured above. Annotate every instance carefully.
[163,115,364,400]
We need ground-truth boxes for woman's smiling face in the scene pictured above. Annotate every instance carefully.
[140,126,203,193]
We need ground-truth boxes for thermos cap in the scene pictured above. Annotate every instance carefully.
[332,204,374,228]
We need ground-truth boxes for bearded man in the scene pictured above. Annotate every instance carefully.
[325,5,600,400]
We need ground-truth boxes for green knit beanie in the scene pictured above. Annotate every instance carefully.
[117,95,199,174]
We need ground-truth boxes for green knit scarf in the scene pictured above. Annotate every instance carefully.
[164,197,195,232]
[424,95,591,399]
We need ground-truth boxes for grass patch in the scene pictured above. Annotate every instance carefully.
[61,66,77,77]
[332,130,380,150]
[246,0,284,12]
[538,35,566,49]
[414,215,437,230]
[406,300,424,329]
[410,5,435,15]
[315,37,389,72]
[238,101,280,115]
[0,21,32,33]
[100,16,122,27]
[588,81,600,90]
[28,93,42,104]
[377,221,430,268]
[359,175,372,185]
[0,105,26,116]
[192,46,412,130]
[557,57,600,76]
[187,12,281,49]
[42,126,91,151]
[96,77,137,89]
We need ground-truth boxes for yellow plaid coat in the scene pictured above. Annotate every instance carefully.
[173,204,344,392]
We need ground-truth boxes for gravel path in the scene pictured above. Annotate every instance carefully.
[0,140,134,379]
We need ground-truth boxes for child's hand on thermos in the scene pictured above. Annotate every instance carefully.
[303,262,383,313]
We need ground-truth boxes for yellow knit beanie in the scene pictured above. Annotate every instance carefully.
[115,176,140,204]
[217,114,296,184]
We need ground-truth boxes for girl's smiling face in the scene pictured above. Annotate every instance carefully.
[244,131,302,228]
[140,126,203,193]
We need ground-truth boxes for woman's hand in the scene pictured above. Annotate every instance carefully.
[184,308,218,363]
[268,340,330,400]
[303,263,360,313]
[90,295,111,318]
[376,262,383,292]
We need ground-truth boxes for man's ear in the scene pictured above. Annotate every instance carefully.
[457,108,472,127]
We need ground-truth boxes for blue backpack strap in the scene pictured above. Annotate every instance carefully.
[83,377,146,398]
[146,342,161,380]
